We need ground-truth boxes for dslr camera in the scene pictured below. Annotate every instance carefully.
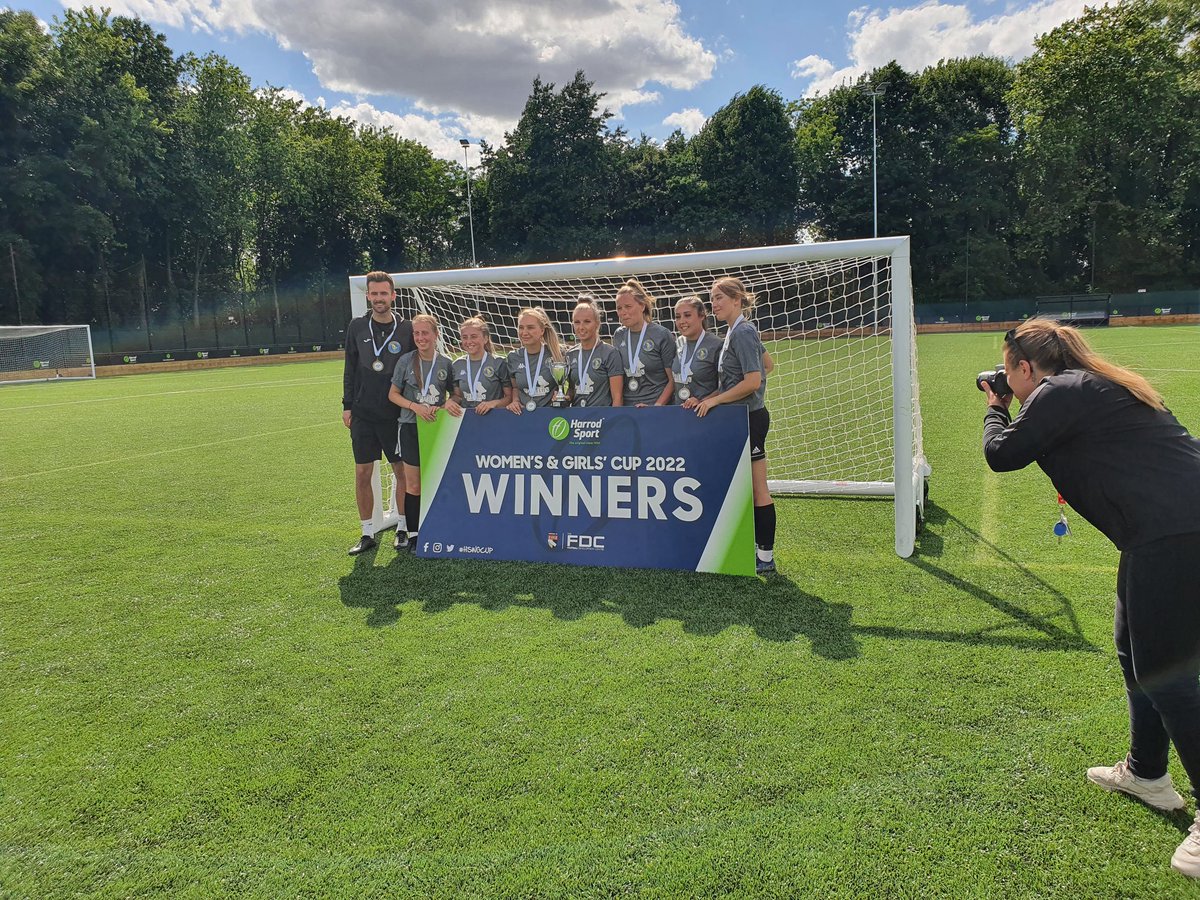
[976,365,1009,397]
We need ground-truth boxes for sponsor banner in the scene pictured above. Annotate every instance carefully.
[416,406,755,576]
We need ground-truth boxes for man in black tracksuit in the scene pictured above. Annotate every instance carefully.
[342,271,414,555]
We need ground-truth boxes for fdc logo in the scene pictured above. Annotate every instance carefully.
[548,417,570,441]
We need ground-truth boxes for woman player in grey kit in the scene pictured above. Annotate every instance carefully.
[671,295,720,407]
[612,279,677,407]
[450,316,511,414]
[567,296,623,407]
[982,317,1200,879]
[694,276,776,575]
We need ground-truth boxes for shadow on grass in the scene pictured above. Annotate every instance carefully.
[886,501,1098,654]
[337,551,860,660]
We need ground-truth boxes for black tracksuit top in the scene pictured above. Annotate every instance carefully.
[342,313,415,422]
[983,369,1200,550]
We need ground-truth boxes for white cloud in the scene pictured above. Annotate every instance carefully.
[71,0,716,124]
[791,54,834,81]
[607,88,662,120]
[663,107,707,137]
[328,100,509,164]
[256,88,508,163]
[792,0,1114,96]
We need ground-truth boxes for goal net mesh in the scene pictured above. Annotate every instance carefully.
[0,325,95,384]
[386,254,920,492]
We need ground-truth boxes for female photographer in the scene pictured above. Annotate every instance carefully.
[982,318,1200,878]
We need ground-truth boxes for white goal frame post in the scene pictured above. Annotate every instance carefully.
[0,325,97,385]
[349,237,929,557]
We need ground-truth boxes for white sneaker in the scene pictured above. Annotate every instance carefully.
[1173,813,1200,877]
[1086,759,1187,811]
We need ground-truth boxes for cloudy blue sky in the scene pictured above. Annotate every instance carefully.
[24,0,1103,164]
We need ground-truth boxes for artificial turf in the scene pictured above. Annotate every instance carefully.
[2,326,1199,897]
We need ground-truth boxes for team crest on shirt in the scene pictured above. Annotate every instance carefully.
[387,341,401,353]
[484,366,495,378]
[591,359,602,370]
[697,348,708,360]
[438,369,447,380]
[644,340,655,351]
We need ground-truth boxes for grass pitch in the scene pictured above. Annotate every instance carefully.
[3,326,1200,897]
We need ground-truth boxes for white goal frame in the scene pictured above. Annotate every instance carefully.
[350,238,928,556]
[0,325,97,385]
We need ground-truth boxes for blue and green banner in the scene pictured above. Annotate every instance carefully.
[416,407,755,576]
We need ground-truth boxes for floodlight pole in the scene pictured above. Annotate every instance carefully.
[1089,202,1098,292]
[861,83,888,238]
[9,242,22,325]
[460,139,477,267]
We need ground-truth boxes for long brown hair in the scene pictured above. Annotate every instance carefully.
[711,276,756,311]
[1009,318,1165,410]
[517,307,563,362]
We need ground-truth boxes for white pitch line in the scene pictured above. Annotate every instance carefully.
[0,377,338,412]
[974,466,1004,564]
[0,422,335,483]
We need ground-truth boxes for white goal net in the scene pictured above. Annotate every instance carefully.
[350,238,928,556]
[0,325,96,384]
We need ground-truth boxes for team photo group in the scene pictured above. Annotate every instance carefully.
[342,272,778,574]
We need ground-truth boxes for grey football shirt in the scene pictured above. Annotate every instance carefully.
[717,320,767,411]
[391,351,456,424]
[671,331,720,404]
[568,341,623,407]
[452,353,509,408]
[506,347,562,409]
[613,321,677,405]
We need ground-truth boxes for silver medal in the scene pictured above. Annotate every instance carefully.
[678,386,691,400]
[371,359,384,372]
[628,378,639,391]
[525,400,537,412]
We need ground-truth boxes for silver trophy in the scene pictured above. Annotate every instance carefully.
[550,360,569,407]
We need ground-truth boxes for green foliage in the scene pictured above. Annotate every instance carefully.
[691,85,799,247]
[1008,0,1200,291]
[487,72,622,262]
[795,58,1023,302]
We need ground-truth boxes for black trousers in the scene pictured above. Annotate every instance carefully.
[1115,531,1200,799]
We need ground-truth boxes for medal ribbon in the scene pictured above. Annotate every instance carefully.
[718,315,745,371]
[418,353,439,401]
[679,333,707,382]
[465,353,489,400]
[576,343,598,390]
[369,313,399,360]
[625,324,647,375]
[523,345,546,398]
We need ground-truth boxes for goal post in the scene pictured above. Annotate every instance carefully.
[350,237,928,557]
[0,325,96,384]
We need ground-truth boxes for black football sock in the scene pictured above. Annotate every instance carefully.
[754,503,776,557]
[404,492,421,536]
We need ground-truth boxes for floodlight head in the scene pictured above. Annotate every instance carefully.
[459,138,470,147]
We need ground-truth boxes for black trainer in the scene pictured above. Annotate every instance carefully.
[348,534,377,556]
[393,530,410,550]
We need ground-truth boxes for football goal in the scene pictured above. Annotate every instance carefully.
[0,325,96,384]
[350,238,928,557]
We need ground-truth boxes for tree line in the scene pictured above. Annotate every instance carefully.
[0,1,1197,338]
